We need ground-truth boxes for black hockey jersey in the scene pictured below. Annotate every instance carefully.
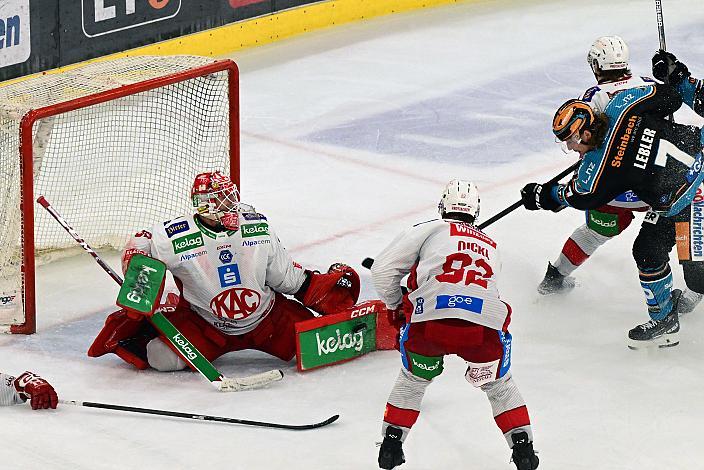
[553,83,704,216]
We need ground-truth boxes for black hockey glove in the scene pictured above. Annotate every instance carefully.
[652,50,690,86]
[521,183,562,212]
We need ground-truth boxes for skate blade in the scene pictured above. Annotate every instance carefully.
[627,332,680,350]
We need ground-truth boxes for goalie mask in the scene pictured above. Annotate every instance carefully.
[191,171,240,230]
[438,179,480,223]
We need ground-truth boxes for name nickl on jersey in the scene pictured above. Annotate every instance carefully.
[457,240,489,258]
[633,128,656,170]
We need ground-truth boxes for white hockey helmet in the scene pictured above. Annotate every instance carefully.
[587,35,630,75]
[438,179,480,223]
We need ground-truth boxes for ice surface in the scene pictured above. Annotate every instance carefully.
[2,0,704,468]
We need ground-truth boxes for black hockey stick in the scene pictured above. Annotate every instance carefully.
[477,160,579,229]
[654,0,675,121]
[60,399,339,431]
[361,161,579,270]
[655,0,667,51]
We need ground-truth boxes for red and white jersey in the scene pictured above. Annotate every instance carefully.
[371,219,511,332]
[581,75,655,114]
[122,210,306,336]
[0,373,22,406]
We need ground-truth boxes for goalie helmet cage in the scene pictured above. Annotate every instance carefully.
[0,56,239,334]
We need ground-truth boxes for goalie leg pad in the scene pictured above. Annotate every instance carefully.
[88,310,157,370]
[251,293,315,361]
[155,304,232,370]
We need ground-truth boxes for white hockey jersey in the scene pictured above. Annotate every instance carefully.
[123,210,307,336]
[581,75,655,114]
[371,219,511,332]
[0,373,22,406]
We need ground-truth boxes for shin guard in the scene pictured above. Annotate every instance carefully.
[639,264,674,321]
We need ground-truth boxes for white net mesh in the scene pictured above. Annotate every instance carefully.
[0,56,236,331]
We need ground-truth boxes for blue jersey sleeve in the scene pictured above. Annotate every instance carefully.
[676,76,704,117]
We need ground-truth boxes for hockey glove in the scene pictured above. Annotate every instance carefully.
[652,50,690,86]
[13,372,58,410]
[521,183,562,212]
[387,306,406,330]
[295,264,361,315]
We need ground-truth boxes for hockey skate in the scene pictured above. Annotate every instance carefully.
[510,432,539,470]
[678,288,703,316]
[378,426,405,469]
[627,289,681,350]
[537,262,575,295]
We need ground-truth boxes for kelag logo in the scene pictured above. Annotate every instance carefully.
[82,0,181,38]
[0,0,31,68]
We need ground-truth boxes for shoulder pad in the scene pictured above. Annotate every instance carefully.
[582,85,601,101]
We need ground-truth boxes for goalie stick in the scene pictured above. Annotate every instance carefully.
[37,196,283,392]
[59,399,339,431]
[361,161,580,269]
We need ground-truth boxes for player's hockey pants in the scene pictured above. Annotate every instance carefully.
[381,318,532,448]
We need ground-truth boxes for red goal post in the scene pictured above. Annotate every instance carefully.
[0,56,239,334]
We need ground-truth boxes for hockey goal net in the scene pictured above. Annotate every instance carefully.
[0,55,239,334]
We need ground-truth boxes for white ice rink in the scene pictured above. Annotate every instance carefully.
[2,0,704,468]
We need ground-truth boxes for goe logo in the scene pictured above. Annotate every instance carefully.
[0,0,31,68]
[82,0,181,38]
[436,294,484,314]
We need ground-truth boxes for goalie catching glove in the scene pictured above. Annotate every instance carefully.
[295,263,361,315]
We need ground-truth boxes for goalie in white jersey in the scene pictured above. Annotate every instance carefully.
[0,371,57,410]
[88,171,360,372]
[372,181,538,470]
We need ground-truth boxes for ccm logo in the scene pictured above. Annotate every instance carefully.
[82,0,181,38]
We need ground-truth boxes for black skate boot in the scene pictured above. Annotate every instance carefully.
[510,432,539,470]
[378,426,405,469]
[537,262,575,295]
[627,289,681,350]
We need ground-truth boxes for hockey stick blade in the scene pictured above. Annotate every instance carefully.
[217,369,284,392]
[60,399,340,430]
